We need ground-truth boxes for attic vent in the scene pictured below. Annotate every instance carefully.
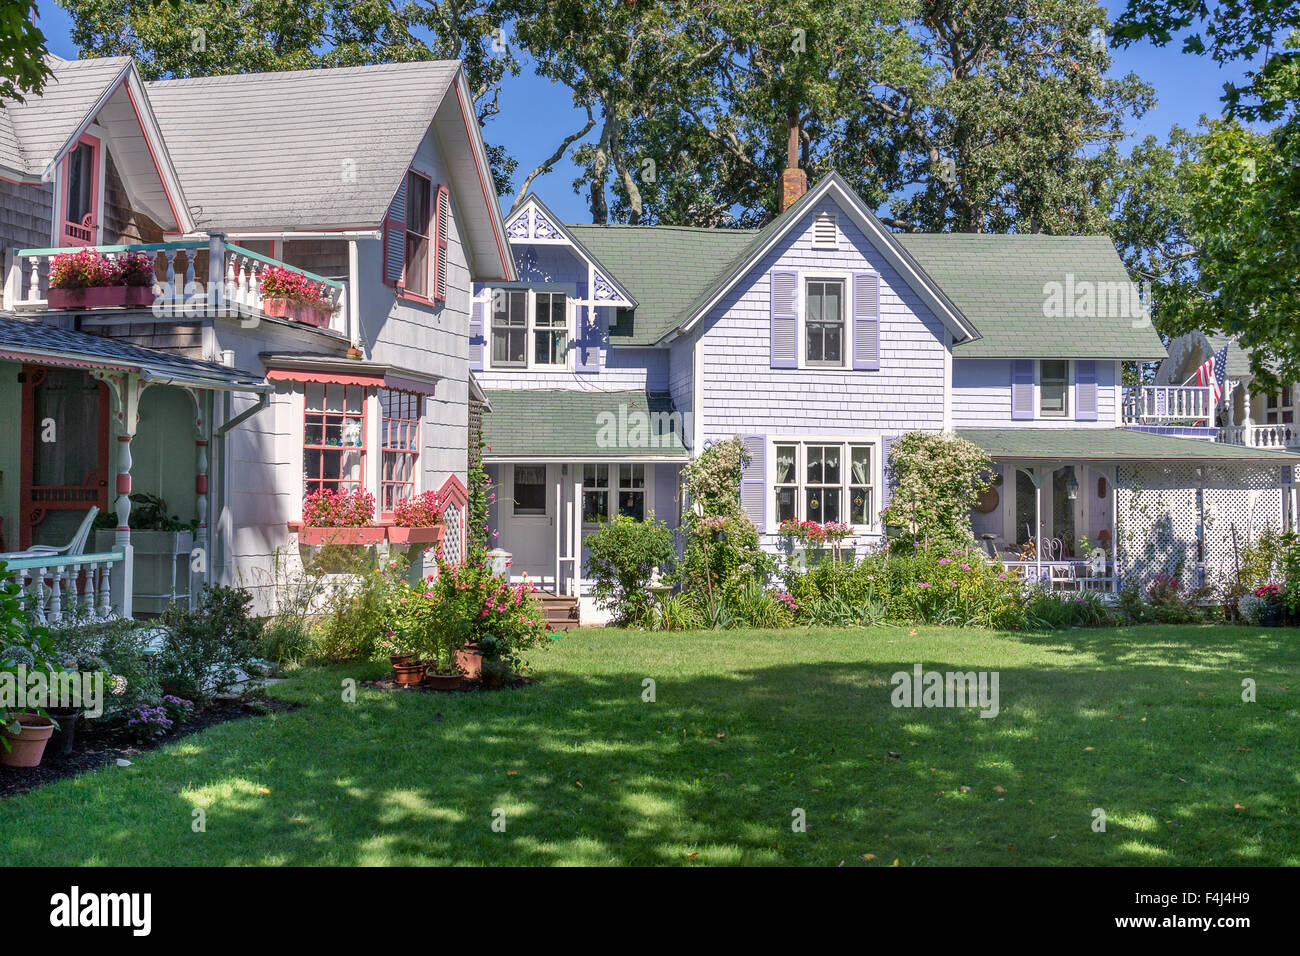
[812,211,838,249]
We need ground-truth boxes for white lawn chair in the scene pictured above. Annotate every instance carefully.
[0,506,99,563]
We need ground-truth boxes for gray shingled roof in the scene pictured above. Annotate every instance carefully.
[568,224,755,345]
[959,427,1300,461]
[0,56,132,181]
[896,234,1167,360]
[0,315,267,390]
[146,61,461,230]
[482,389,688,458]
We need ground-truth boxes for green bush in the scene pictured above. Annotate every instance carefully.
[1024,590,1118,629]
[158,586,263,701]
[425,553,549,675]
[585,512,677,626]
[879,431,993,550]
[310,564,400,663]
[47,615,162,714]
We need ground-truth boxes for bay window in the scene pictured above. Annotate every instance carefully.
[618,465,646,520]
[488,288,571,369]
[379,388,421,512]
[772,440,875,528]
[303,383,365,496]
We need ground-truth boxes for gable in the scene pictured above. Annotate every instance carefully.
[505,196,634,306]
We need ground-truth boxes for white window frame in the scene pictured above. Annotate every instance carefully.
[769,437,878,533]
[1038,359,1072,419]
[799,270,852,370]
[486,283,576,371]
[580,462,655,526]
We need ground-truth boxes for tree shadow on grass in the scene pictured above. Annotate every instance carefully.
[6,645,1294,867]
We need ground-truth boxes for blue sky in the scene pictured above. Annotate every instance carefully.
[35,0,1254,224]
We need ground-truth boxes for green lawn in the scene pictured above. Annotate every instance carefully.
[2,624,1297,866]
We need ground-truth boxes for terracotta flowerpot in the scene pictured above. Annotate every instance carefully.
[1,714,56,767]
[392,662,425,685]
[47,285,156,310]
[455,646,483,679]
[263,297,333,328]
[424,671,463,691]
[389,654,413,667]
[480,659,509,688]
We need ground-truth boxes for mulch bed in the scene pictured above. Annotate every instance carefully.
[0,697,299,800]
[365,675,534,693]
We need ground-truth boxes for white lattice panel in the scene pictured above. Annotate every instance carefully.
[1203,463,1284,584]
[441,503,463,564]
[1116,463,1201,590]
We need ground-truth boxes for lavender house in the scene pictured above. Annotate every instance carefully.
[481,169,1298,614]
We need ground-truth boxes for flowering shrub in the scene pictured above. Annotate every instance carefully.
[586,513,677,625]
[260,264,334,308]
[49,247,157,289]
[392,491,443,527]
[1252,583,1282,602]
[878,431,993,550]
[123,703,173,743]
[303,487,375,527]
[426,554,549,673]
[161,694,195,725]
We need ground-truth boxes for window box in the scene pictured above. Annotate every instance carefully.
[47,285,156,310]
[289,522,387,546]
[263,297,332,328]
[385,525,445,546]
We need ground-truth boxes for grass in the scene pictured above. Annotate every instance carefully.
[2,624,1297,866]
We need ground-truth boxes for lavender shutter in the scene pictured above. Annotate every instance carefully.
[770,270,797,368]
[1011,359,1035,420]
[468,291,484,371]
[852,271,880,370]
[1075,360,1098,421]
[575,304,601,373]
[740,434,767,530]
[384,177,407,286]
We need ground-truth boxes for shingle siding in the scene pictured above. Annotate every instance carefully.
[952,358,1120,428]
[0,178,52,252]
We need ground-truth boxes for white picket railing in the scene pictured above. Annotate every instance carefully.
[1121,385,1213,424]
[1218,423,1299,449]
[3,551,127,626]
[2,236,348,335]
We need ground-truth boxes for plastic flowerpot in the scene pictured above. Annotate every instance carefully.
[47,707,80,757]
[47,285,156,310]
[262,297,332,327]
[1,714,56,767]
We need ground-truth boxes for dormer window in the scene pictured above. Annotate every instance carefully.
[61,134,100,246]
[488,288,571,369]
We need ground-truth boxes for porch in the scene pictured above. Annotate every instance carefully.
[0,315,269,624]
[2,234,350,338]
[959,427,1300,594]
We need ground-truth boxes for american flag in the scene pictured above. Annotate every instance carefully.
[1195,344,1229,404]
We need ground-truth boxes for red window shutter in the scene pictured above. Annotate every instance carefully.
[383,176,408,287]
[434,185,450,303]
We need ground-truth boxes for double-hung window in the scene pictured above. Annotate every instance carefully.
[805,279,845,366]
[1266,387,1295,425]
[773,441,875,528]
[379,388,421,512]
[303,383,365,497]
[581,464,646,523]
[403,171,432,298]
[1040,360,1069,417]
[490,288,570,369]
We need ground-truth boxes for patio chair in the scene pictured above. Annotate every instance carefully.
[0,506,100,564]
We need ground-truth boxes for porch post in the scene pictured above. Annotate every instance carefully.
[1034,473,1042,584]
[572,468,583,596]
[554,469,563,595]
[1242,388,1255,446]
[94,370,146,620]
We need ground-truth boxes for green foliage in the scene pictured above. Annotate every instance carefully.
[727,579,795,629]
[585,512,677,626]
[425,553,549,675]
[0,1,54,105]
[468,434,490,557]
[679,437,773,603]
[310,562,402,664]
[1024,590,1118,629]
[879,432,993,550]
[158,586,263,702]
[91,492,197,532]
[643,591,706,631]
[46,615,162,714]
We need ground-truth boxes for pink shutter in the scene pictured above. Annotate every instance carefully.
[383,177,407,287]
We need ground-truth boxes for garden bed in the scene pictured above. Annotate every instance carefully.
[0,697,299,800]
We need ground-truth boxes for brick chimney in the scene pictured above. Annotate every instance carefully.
[779,112,807,212]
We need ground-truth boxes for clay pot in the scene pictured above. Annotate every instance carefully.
[389,654,413,667]
[392,662,425,685]
[1,714,56,768]
[455,645,483,679]
[424,671,463,691]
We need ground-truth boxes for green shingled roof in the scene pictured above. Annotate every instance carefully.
[567,223,756,346]
[568,176,1165,359]
[896,234,1167,360]
[482,390,689,458]
[959,428,1300,461]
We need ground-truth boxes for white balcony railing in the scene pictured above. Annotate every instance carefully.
[2,236,348,336]
[1122,385,1213,424]
[1218,423,1298,449]
[3,551,128,627]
